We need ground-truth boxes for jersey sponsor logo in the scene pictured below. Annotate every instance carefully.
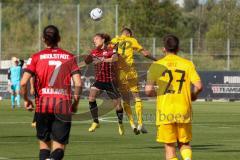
[103,51,108,56]
[42,88,67,95]
[212,85,240,93]
[40,54,69,60]
[224,76,240,84]
[158,112,191,123]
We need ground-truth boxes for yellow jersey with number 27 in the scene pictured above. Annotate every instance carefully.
[147,54,201,125]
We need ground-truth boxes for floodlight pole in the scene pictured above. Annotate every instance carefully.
[190,38,193,61]
[152,37,156,57]
[38,3,42,51]
[227,39,230,71]
[115,4,118,36]
[77,4,80,63]
[0,3,2,68]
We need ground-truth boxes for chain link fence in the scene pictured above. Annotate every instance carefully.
[0,3,240,71]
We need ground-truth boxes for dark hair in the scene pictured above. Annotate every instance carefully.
[163,35,179,53]
[121,27,133,36]
[43,25,60,47]
[19,59,24,68]
[95,33,111,45]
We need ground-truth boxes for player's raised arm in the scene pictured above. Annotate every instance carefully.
[79,54,93,68]
[102,54,118,63]
[140,49,157,61]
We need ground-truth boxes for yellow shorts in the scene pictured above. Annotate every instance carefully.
[117,69,139,93]
[156,123,192,143]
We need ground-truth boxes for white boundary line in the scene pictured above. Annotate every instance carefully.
[0,117,240,128]
[99,117,240,128]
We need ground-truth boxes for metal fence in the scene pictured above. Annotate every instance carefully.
[0,3,240,71]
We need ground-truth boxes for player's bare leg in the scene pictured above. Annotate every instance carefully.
[165,143,178,160]
[39,141,51,160]
[178,142,192,160]
[113,98,124,135]
[132,92,147,134]
[88,87,100,132]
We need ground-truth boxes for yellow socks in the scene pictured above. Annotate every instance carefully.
[181,148,192,160]
[123,102,134,126]
[169,158,178,160]
[123,98,143,127]
[135,98,143,125]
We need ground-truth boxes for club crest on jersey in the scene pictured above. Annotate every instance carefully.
[103,51,108,56]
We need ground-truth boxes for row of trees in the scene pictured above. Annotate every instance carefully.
[1,0,240,59]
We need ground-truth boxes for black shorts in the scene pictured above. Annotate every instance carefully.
[36,113,72,145]
[92,81,121,99]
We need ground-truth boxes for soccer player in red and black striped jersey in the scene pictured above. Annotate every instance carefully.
[81,33,124,135]
[20,25,81,160]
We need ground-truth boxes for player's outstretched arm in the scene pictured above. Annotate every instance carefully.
[71,73,82,113]
[79,54,94,68]
[140,49,157,61]
[191,81,203,101]
[20,72,34,111]
[102,54,118,63]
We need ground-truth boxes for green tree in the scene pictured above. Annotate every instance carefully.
[184,0,199,12]
[118,0,183,37]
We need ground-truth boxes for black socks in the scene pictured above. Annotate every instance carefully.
[116,108,123,124]
[49,148,64,160]
[39,149,50,160]
[89,101,99,123]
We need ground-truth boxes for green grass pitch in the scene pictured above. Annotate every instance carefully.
[0,99,239,160]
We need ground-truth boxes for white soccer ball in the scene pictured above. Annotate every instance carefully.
[90,8,103,21]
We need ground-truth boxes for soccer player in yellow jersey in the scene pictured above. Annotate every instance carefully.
[111,28,157,134]
[145,35,203,160]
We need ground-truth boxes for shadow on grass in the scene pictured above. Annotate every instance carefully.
[192,144,223,150]
[122,145,164,150]
[125,144,223,151]
[0,135,35,139]
[214,149,240,153]
[8,151,157,159]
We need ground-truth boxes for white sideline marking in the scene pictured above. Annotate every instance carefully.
[218,126,231,129]
[0,157,9,160]
[99,117,240,128]
[0,117,239,128]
